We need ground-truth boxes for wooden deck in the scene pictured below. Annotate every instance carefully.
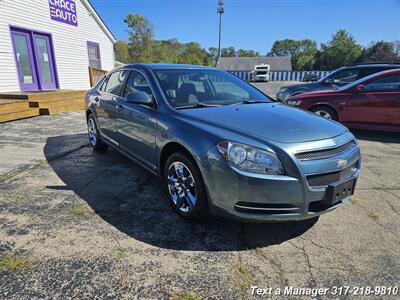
[0,90,86,123]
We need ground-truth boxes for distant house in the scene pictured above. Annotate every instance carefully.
[217,57,292,72]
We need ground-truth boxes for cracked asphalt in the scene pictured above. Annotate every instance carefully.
[0,106,399,299]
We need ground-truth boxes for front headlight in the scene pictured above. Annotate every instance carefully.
[217,141,284,175]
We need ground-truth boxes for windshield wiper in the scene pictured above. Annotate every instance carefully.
[175,102,222,110]
[234,100,270,105]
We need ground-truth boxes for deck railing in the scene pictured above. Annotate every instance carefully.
[89,66,107,87]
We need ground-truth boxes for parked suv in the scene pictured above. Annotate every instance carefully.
[276,63,400,102]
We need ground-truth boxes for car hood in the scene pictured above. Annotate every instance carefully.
[177,103,347,143]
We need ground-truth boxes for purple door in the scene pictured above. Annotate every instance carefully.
[11,28,58,91]
[33,34,57,90]
[11,30,40,91]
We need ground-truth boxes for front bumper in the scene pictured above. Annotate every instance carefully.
[201,132,361,222]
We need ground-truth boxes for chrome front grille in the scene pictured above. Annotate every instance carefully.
[307,161,358,187]
[234,202,300,214]
[295,140,357,161]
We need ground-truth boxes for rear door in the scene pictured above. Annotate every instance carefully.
[344,74,400,128]
[96,70,129,145]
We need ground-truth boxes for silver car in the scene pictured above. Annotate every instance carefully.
[85,64,361,222]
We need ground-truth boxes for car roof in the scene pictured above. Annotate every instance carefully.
[122,63,219,71]
[345,63,400,68]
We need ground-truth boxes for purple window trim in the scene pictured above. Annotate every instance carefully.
[87,41,102,69]
[9,25,60,91]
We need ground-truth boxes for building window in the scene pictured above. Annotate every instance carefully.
[87,41,101,69]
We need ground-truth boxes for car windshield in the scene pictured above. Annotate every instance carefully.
[154,69,272,108]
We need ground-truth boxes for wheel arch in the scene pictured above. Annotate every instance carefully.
[159,141,199,175]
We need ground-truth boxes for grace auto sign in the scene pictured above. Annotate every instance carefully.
[48,0,78,27]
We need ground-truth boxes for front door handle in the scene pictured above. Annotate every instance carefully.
[115,104,124,112]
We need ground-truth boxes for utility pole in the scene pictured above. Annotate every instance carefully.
[217,0,224,65]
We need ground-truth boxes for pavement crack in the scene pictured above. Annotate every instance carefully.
[253,248,289,287]
[298,236,340,253]
[350,197,400,239]
[287,241,317,288]
[381,190,400,217]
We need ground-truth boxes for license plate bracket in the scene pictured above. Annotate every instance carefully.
[324,178,356,205]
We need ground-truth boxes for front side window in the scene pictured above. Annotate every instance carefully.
[124,71,153,97]
[331,69,359,85]
[105,70,128,96]
[363,74,400,92]
[154,69,271,108]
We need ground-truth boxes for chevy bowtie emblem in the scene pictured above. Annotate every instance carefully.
[337,159,348,170]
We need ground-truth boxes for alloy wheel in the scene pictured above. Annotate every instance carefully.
[167,161,197,213]
[88,118,97,146]
[314,110,332,119]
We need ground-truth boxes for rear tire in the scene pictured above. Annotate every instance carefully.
[87,114,108,151]
[163,152,209,221]
[310,106,338,121]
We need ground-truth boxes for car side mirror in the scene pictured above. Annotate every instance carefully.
[126,91,153,106]
[355,84,365,93]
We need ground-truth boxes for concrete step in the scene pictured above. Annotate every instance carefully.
[0,108,39,123]
[29,97,84,108]
[39,103,85,115]
[0,100,29,113]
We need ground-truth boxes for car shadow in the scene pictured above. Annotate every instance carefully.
[44,133,317,251]
[351,129,400,144]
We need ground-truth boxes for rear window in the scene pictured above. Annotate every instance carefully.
[358,68,386,79]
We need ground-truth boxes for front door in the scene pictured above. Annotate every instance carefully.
[11,28,58,91]
[116,70,157,170]
[33,34,57,90]
[11,30,39,91]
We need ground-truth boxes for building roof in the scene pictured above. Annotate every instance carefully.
[84,0,117,43]
[217,56,292,71]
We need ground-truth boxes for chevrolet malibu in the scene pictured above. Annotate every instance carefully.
[85,64,361,222]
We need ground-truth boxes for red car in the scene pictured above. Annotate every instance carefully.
[286,69,400,132]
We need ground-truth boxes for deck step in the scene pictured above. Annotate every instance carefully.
[0,100,30,113]
[28,90,86,101]
[0,90,85,101]
[39,103,85,115]
[30,97,84,108]
[0,108,40,123]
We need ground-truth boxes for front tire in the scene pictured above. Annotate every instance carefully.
[310,106,338,121]
[163,152,209,221]
[87,114,108,151]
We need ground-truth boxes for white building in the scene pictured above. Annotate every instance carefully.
[0,0,116,93]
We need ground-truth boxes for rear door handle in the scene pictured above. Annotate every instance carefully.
[115,104,124,112]
[94,97,100,102]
